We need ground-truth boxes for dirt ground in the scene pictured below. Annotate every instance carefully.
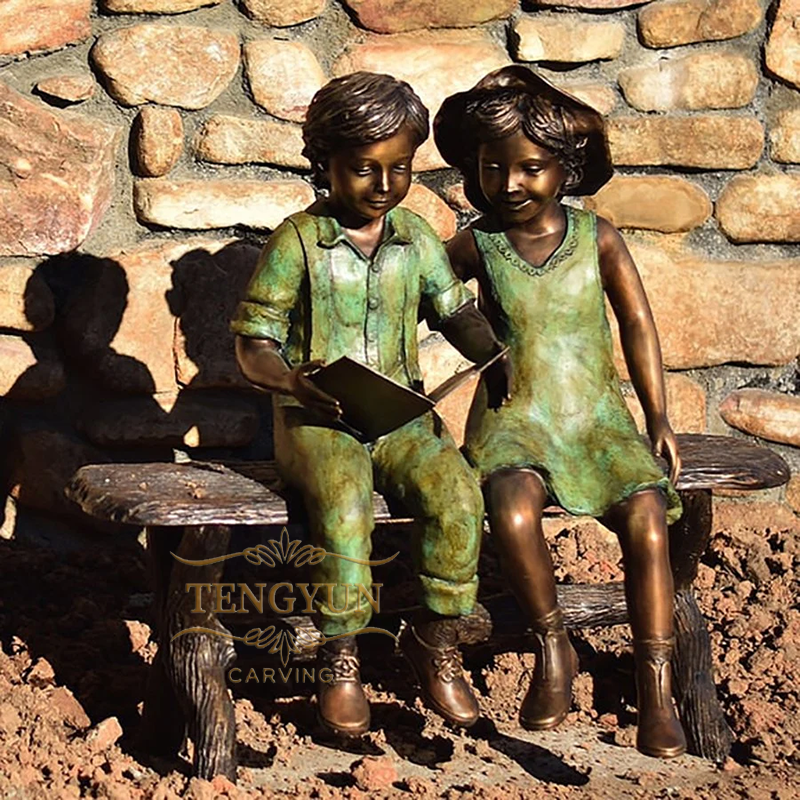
[0,509,797,799]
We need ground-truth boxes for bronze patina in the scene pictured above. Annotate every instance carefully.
[436,65,687,759]
[232,72,509,738]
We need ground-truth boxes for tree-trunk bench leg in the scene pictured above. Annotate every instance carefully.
[669,489,734,761]
[139,526,187,757]
[164,524,237,782]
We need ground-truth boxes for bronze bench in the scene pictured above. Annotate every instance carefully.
[66,433,789,781]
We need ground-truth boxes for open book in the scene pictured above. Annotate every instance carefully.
[309,348,508,442]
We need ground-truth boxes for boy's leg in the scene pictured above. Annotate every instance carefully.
[485,468,577,730]
[372,413,483,726]
[275,407,374,736]
[602,488,687,758]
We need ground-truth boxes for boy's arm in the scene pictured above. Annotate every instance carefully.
[597,216,681,483]
[231,222,340,419]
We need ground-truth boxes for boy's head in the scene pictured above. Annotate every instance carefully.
[434,66,612,212]
[302,72,429,190]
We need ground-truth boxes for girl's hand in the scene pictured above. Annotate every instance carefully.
[287,361,342,420]
[649,418,681,486]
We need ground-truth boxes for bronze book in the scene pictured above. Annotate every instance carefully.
[309,348,508,442]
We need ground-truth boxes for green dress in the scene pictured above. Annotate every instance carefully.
[463,205,682,524]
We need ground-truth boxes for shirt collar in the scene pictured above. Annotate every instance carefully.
[317,208,413,249]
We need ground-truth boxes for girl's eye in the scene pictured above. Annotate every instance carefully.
[525,167,543,176]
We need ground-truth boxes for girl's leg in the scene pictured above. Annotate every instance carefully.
[486,468,578,730]
[602,488,687,758]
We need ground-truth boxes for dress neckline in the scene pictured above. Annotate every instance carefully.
[485,206,578,278]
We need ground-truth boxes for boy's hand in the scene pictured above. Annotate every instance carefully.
[288,361,342,420]
[649,418,681,485]
[485,351,513,410]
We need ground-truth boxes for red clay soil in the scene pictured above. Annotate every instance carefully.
[0,509,796,798]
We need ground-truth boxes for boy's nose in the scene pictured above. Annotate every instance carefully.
[375,170,390,193]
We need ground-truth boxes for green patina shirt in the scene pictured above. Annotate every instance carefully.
[231,206,473,405]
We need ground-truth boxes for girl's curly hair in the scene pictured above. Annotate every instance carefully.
[302,72,429,189]
[458,88,589,213]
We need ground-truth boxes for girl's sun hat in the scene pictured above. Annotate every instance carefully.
[434,65,613,198]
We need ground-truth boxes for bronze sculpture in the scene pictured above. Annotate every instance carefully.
[231,72,510,738]
[435,66,687,758]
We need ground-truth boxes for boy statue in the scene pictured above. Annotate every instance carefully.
[231,72,510,738]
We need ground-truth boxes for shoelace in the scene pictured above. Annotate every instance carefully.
[431,646,463,683]
[326,652,360,682]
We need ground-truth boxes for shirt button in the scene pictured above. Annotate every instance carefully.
[370,262,381,273]
[368,297,380,309]
[367,331,377,342]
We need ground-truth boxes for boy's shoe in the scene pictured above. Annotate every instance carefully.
[316,636,370,737]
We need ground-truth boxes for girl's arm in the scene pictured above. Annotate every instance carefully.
[597,217,681,484]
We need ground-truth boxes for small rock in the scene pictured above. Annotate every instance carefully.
[638,0,763,48]
[618,51,758,111]
[351,756,398,792]
[401,184,456,240]
[124,620,151,653]
[91,24,240,109]
[195,114,308,169]
[769,107,800,164]
[513,15,625,63]
[716,174,800,243]
[102,0,223,11]
[86,717,123,753]
[607,115,763,169]
[35,74,95,104]
[0,264,55,332]
[766,0,800,89]
[333,31,509,171]
[240,0,327,26]
[0,703,21,735]
[132,106,184,178]
[585,175,711,233]
[614,725,637,747]
[245,39,326,124]
[49,687,91,729]
[343,0,515,33]
[134,178,315,231]
[718,388,800,448]
[538,0,650,5]
[26,657,56,687]
[0,0,91,57]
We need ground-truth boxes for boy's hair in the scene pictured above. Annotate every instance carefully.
[302,72,429,188]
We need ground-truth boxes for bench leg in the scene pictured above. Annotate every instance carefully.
[139,526,187,757]
[669,490,734,761]
[164,524,237,781]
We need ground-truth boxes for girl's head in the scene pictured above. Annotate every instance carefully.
[434,66,612,214]
[302,72,429,190]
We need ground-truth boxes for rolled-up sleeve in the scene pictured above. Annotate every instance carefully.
[419,224,474,326]
[230,221,305,342]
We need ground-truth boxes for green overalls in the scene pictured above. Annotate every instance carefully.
[231,207,485,635]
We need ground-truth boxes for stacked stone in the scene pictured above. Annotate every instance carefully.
[0,0,798,538]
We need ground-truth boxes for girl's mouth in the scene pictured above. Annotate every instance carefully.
[501,199,531,211]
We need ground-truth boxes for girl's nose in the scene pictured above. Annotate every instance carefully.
[503,169,521,194]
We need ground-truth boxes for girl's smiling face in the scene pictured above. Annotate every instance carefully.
[478,131,566,225]
[325,127,415,227]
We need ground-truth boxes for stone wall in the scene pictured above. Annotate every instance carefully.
[0,0,798,539]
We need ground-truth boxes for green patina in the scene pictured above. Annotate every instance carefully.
[231,207,484,636]
[464,205,682,524]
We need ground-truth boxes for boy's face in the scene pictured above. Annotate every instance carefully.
[478,131,566,225]
[325,127,415,226]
